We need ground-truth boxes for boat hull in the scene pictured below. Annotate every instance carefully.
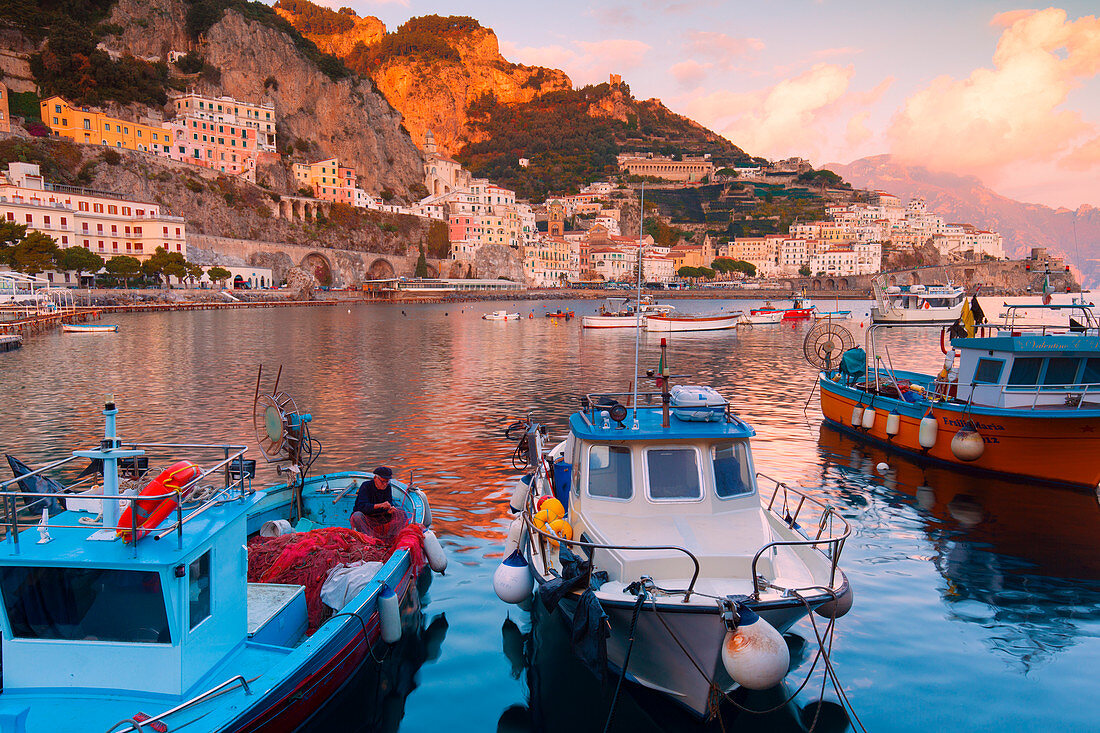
[551,590,813,718]
[581,315,644,328]
[645,314,739,332]
[62,324,118,333]
[870,303,963,324]
[819,374,1100,487]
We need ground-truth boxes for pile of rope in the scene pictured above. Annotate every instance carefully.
[248,524,425,629]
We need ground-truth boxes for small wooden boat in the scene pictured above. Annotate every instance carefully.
[814,310,853,320]
[581,297,673,329]
[740,311,784,325]
[62,323,118,333]
[645,311,741,332]
[545,309,575,320]
[750,296,815,320]
[0,334,21,352]
[483,310,520,321]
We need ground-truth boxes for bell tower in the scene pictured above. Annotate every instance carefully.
[548,201,565,237]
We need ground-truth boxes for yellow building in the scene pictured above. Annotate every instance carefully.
[293,158,358,205]
[40,96,175,154]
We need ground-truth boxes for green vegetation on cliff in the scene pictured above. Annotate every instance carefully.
[343,15,482,72]
[458,83,750,202]
[273,0,354,35]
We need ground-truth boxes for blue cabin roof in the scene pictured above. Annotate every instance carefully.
[953,334,1100,354]
[570,405,756,441]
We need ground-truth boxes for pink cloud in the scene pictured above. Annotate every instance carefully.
[500,38,651,86]
[888,8,1100,175]
[670,59,712,88]
[683,31,764,70]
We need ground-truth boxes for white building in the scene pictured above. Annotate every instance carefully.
[809,243,882,276]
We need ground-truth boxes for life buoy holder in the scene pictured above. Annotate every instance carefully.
[117,460,201,541]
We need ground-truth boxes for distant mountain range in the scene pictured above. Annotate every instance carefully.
[827,155,1100,287]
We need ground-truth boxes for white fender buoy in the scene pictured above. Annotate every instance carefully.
[918,415,938,448]
[509,475,533,514]
[721,605,790,690]
[875,462,889,474]
[423,529,447,574]
[850,405,863,427]
[493,550,533,604]
[950,424,985,462]
[379,585,401,643]
[860,406,876,430]
[815,574,854,619]
[885,411,900,437]
[503,517,524,556]
[416,489,432,527]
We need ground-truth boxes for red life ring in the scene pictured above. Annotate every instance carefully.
[940,328,949,354]
[923,301,931,309]
[117,460,201,541]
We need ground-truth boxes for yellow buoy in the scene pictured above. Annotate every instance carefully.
[539,497,565,520]
[549,518,573,541]
[532,509,553,530]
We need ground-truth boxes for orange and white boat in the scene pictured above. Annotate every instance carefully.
[814,303,1100,488]
[644,311,741,332]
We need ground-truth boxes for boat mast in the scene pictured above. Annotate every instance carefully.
[631,183,644,428]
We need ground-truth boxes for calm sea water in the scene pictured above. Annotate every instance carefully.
[2,297,1099,732]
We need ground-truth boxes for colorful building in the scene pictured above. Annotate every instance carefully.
[40,96,175,154]
[293,158,359,205]
[0,163,186,269]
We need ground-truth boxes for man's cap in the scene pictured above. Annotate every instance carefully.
[374,466,393,478]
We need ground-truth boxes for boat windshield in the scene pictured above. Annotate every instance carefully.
[646,448,702,500]
[0,566,171,643]
[712,441,754,498]
[588,445,633,499]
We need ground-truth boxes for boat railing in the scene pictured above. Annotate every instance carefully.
[581,391,737,423]
[754,473,851,597]
[958,379,1100,410]
[0,444,251,550]
[520,510,703,602]
[105,674,253,733]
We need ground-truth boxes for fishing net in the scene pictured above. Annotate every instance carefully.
[248,523,425,629]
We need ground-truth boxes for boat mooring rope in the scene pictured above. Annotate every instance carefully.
[642,592,865,733]
[603,588,648,733]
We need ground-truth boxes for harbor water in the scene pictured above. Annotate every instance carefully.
[2,298,1099,732]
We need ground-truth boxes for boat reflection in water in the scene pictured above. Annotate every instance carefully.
[496,602,850,733]
[817,424,1100,669]
[305,575,449,733]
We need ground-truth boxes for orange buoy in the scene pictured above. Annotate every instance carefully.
[117,460,201,541]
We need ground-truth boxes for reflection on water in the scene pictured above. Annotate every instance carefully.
[2,299,1100,731]
[817,425,1100,671]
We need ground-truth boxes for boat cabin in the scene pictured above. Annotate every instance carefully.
[551,394,807,592]
[952,305,1100,408]
[881,283,965,311]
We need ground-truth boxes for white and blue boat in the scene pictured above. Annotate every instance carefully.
[493,343,853,718]
[0,396,440,733]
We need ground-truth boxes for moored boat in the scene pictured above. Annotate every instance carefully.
[0,394,444,732]
[492,344,852,718]
[750,296,815,320]
[581,297,673,329]
[63,323,118,333]
[871,274,966,324]
[545,309,575,320]
[644,311,741,332]
[812,304,1100,488]
[483,310,520,321]
[740,310,784,325]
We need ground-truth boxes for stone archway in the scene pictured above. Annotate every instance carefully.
[779,280,792,290]
[366,257,395,280]
[909,271,921,285]
[426,263,440,278]
[839,278,850,289]
[813,279,823,290]
[302,252,333,286]
[825,278,836,290]
[888,274,897,286]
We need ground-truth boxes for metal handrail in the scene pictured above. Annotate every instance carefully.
[522,512,703,602]
[753,474,852,598]
[104,674,253,733]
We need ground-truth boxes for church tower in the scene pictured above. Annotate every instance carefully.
[548,201,565,237]
[425,129,437,155]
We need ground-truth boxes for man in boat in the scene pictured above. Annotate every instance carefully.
[350,466,406,541]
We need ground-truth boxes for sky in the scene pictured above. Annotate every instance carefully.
[311,1,1100,210]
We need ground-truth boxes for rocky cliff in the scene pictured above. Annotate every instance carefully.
[104,0,424,198]
[276,9,571,156]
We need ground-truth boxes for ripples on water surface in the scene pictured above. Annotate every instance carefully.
[2,298,1100,732]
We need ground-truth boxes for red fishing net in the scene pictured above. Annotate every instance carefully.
[248,523,426,629]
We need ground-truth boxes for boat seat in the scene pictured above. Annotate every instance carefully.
[247,583,307,648]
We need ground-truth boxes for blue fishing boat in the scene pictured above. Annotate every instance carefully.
[0,394,443,733]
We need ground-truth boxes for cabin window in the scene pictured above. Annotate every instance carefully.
[0,566,170,643]
[588,445,632,500]
[646,448,702,500]
[1044,358,1079,388]
[189,551,211,630]
[1008,357,1042,386]
[1081,358,1100,385]
[973,358,1004,384]
[712,442,753,498]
